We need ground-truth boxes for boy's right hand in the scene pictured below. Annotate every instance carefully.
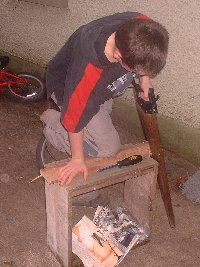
[57,158,89,185]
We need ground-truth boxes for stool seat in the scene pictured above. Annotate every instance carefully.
[42,143,158,267]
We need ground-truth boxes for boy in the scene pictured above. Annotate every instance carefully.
[43,12,169,188]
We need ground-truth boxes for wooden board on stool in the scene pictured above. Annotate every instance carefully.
[40,141,151,187]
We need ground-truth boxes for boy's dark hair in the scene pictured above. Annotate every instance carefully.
[115,18,169,77]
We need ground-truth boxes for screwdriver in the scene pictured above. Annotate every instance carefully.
[97,155,143,172]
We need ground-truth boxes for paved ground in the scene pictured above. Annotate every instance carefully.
[0,95,200,267]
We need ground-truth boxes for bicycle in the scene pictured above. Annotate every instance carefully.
[0,56,45,102]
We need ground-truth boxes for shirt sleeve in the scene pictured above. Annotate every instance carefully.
[60,60,107,133]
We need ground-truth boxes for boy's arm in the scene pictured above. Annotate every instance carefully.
[57,130,88,185]
[138,75,151,100]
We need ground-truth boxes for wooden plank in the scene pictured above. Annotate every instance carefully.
[41,158,157,197]
[40,142,151,185]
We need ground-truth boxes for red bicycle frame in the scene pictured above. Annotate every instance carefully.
[0,70,28,93]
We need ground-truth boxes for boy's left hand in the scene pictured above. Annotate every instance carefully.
[57,158,88,185]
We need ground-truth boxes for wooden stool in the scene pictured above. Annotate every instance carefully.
[41,143,158,267]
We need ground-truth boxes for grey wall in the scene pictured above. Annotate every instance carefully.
[0,0,200,162]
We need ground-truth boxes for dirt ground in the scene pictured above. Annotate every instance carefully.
[0,95,200,267]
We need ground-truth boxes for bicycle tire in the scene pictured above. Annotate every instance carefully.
[7,73,45,102]
[36,135,47,169]
[36,134,70,169]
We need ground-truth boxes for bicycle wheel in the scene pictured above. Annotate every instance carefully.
[36,135,69,169]
[7,73,45,102]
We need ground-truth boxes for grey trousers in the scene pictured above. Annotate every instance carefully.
[40,98,121,158]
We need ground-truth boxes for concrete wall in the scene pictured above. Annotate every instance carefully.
[0,0,200,164]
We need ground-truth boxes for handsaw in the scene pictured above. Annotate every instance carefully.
[132,78,175,227]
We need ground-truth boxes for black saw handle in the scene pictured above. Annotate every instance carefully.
[132,78,159,114]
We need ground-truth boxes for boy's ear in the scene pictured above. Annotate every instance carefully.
[113,48,122,60]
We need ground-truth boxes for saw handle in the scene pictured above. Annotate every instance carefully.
[132,79,159,114]
[117,155,143,168]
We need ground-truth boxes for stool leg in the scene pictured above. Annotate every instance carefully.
[45,181,72,267]
[124,170,157,234]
